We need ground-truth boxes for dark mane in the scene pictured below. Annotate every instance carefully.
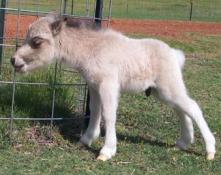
[65,17,98,30]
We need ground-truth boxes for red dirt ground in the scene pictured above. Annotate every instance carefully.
[111,19,221,38]
[5,14,221,39]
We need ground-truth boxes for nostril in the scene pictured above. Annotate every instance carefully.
[11,57,15,65]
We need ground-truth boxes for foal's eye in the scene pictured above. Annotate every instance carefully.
[30,37,44,49]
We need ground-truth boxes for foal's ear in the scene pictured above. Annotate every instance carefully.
[50,16,67,36]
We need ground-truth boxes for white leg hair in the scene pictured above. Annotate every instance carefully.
[97,80,119,161]
[155,81,216,160]
[80,87,101,146]
[176,110,194,150]
[176,97,216,160]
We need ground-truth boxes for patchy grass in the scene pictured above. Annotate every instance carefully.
[0,33,221,174]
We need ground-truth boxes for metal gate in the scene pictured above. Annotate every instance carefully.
[0,0,112,138]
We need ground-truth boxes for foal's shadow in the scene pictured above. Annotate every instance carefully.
[117,133,175,148]
[58,121,202,157]
[56,118,99,156]
[117,133,203,156]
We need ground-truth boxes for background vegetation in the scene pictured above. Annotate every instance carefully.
[7,0,221,22]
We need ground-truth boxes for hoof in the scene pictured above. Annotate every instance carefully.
[176,139,188,150]
[97,154,109,161]
[79,136,92,147]
[207,152,215,160]
[77,141,85,147]
[77,141,90,148]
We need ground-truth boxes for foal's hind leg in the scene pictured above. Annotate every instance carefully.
[175,96,216,160]
[153,89,194,150]
[155,81,216,160]
[175,110,194,150]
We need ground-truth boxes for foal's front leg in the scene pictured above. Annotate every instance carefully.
[80,87,101,146]
[97,81,119,161]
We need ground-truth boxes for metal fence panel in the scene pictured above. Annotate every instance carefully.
[0,0,112,139]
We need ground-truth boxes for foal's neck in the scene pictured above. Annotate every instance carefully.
[56,28,101,70]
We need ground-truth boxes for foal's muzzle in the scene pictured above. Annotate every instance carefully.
[11,56,25,71]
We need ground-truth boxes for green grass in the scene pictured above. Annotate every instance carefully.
[7,0,221,22]
[0,32,221,174]
[110,0,221,21]
[0,63,86,118]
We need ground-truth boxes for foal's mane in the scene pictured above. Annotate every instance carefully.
[65,17,98,31]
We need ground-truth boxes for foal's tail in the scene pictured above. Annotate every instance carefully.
[171,48,186,70]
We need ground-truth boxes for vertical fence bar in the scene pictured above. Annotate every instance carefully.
[126,0,129,17]
[0,0,6,73]
[9,0,21,137]
[84,89,90,128]
[50,62,58,140]
[60,0,64,15]
[107,0,112,27]
[95,0,103,27]
[49,0,67,139]
[86,0,90,16]
[10,71,16,138]
[189,0,193,21]
[71,0,74,15]
[77,77,85,113]
[63,0,67,14]
[84,0,104,127]
[36,0,40,17]
[15,0,21,50]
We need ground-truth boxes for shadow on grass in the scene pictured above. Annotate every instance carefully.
[58,120,203,157]
[0,79,90,151]
[56,119,83,142]
[117,133,203,156]
[56,119,99,156]
[59,124,203,157]
[118,133,175,148]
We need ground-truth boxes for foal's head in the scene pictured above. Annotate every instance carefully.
[11,14,95,73]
